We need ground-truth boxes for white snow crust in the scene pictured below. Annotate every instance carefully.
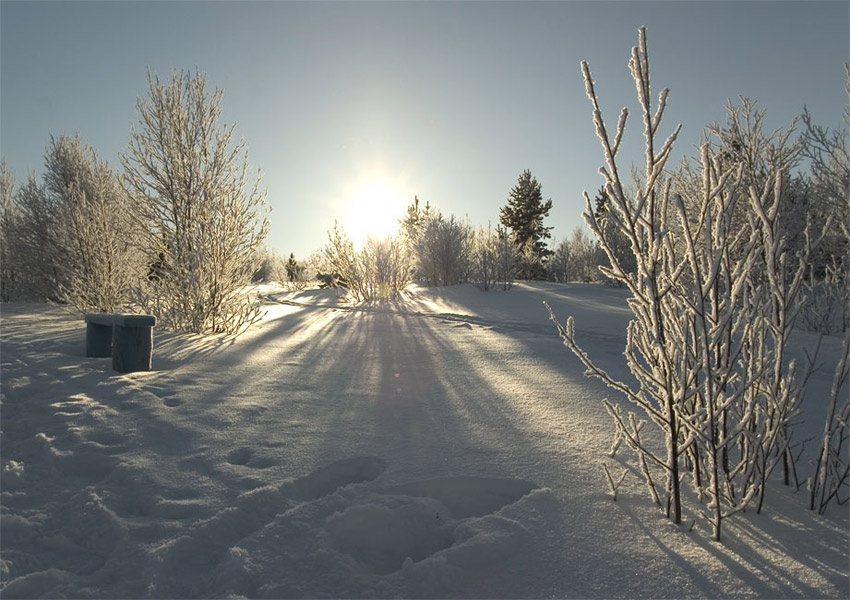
[1,282,847,598]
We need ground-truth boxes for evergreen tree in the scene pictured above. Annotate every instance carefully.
[285,252,302,282]
[500,170,553,278]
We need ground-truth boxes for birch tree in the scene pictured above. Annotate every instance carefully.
[11,174,59,301]
[0,162,19,301]
[44,134,142,312]
[121,70,269,335]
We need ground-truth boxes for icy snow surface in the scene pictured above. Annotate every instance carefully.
[1,282,848,598]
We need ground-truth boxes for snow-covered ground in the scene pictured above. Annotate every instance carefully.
[1,282,847,598]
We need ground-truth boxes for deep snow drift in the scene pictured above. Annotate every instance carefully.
[1,282,847,598]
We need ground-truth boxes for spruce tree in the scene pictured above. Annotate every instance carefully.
[286,253,301,282]
[500,170,553,278]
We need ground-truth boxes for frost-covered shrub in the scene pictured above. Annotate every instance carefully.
[121,70,269,335]
[322,222,409,301]
[414,211,472,287]
[548,27,829,541]
[493,226,518,290]
[547,238,571,283]
[547,227,603,283]
[800,257,849,334]
[470,225,497,291]
[360,236,409,299]
[470,224,516,291]
[810,326,850,513]
[9,174,62,302]
[251,247,286,284]
[799,68,850,334]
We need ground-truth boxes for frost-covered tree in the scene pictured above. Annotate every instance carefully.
[413,209,472,287]
[11,173,59,301]
[494,225,518,290]
[360,236,409,299]
[0,162,19,301]
[323,221,360,296]
[799,66,850,333]
[810,326,850,513]
[43,134,142,312]
[803,66,850,510]
[471,224,497,291]
[550,227,603,283]
[121,69,270,335]
[802,64,850,218]
[251,246,285,283]
[471,223,516,291]
[547,27,824,541]
[500,170,553,279]
[592,186,636,284]
[548,238,572,283]
[322,222,409,301]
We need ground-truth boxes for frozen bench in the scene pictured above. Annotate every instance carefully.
[85,313,156,373]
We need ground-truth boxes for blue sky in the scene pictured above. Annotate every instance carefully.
[2,1,848,259]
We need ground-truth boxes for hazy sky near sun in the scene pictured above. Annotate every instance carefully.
[2,1,848,259]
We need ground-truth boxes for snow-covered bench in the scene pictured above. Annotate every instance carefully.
[85,313,156,373]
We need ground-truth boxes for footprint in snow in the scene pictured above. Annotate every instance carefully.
[326,475,541,575]
[226,447,254,466]
[152,456,388,592]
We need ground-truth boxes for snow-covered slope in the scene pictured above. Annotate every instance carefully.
[1,283,847,598]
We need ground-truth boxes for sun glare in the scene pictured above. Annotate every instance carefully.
[342,175,409,246]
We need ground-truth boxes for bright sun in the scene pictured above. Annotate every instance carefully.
[342,175,409,245]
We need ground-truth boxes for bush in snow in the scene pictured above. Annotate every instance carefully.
[547,27,834,540]
[360,236,410,299]
[493,225,519,290]
[251,246,286,284]
[419,213,471,287]
[322,222,409,302]
[470,223,517,291]
[411,208,472,287]
[121,70,270,335]
[547,227,604,283]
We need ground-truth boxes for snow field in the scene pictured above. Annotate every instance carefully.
[1,283,848,598]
